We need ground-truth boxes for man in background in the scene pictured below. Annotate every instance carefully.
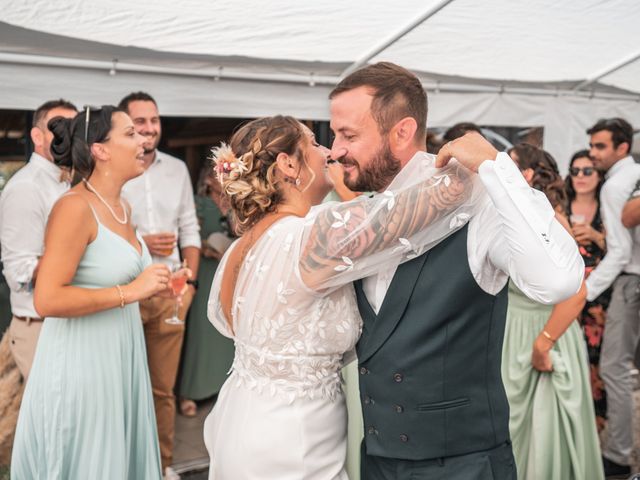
[119,92,200,480]
[0,99,77,378]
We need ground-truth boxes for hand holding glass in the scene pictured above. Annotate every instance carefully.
[165,263,190,325]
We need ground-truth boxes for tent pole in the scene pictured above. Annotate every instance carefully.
[339,0,456,78]
[573,49,640,91]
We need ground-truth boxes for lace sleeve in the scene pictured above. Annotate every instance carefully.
[298,154,487,292]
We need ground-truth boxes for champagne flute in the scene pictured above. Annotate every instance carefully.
[570,214,586,225]
[165,262,188,325]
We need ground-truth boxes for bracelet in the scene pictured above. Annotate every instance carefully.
[541,330,556,343]
[115,285,126,309]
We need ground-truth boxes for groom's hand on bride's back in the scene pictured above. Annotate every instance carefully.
[435,131,499,172]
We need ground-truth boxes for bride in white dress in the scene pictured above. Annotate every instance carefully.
[204,115,485,479]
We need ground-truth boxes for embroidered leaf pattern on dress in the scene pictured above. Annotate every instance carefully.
[277,282,296,304]
[449,212,471,229]
[382,190,395,210]
[207,153,480,404]
[330,210,351,229]
[334,256,354,272]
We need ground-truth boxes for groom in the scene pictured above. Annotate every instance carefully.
[329,62,583,479]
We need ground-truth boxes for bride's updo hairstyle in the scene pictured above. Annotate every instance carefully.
[211,115,306,234]
[48,105,121,186]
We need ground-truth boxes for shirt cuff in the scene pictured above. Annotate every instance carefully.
[4,258,38,293]
[179,235,202,249]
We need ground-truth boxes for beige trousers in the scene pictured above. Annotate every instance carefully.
[8,316,43,379]
[139,289,194,470]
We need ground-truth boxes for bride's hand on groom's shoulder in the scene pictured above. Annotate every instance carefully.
[435,131,498,173]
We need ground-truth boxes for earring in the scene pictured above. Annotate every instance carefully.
[284,176,301,186]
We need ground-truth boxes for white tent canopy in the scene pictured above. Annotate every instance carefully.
[2,0,640,168]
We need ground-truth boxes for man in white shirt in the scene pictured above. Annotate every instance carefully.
[0,99,77,378]
[583,118,640,477]
[119,92,201,479]
[329,62,583,479]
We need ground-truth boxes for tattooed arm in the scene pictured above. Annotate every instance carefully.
[298,158,486,291]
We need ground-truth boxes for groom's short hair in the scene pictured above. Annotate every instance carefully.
[329,62,427,144]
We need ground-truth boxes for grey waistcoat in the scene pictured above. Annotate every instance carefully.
[354,224,510,460]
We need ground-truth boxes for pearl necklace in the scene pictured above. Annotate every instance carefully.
[83,179,128,225]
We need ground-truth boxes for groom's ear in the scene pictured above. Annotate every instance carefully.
[389,117,418,150]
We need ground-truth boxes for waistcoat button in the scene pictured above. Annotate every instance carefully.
[393,404,404,413]
[393,373,403,383]
[400,434,409,442]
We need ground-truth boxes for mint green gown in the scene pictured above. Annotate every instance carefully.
[11,218,162,479]
[502,282,604,480]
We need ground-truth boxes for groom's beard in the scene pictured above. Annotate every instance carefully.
[339,140,401,192]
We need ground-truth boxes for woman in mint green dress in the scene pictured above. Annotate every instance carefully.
[178,169,234,413]
[502,144,603,480]
[11,106,173,479]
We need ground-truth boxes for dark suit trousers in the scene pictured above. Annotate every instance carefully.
[361,441,517,480]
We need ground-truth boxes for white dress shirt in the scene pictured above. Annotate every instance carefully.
[0,153,69,317]
[585,156,640,301]
[363,151,584,313]
[122,150,201,266]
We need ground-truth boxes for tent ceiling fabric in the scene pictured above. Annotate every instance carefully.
[1,0,640,171]
[2,0,640,93]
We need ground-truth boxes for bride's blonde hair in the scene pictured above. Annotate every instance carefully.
[210,116,305,234]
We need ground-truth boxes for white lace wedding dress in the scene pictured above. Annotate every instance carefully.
[204,154,485,479]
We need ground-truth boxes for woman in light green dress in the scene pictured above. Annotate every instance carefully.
[11,107,171,479]
[502,144,603,480]
[178,169,234,409]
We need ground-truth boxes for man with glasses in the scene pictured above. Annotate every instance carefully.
[585,117,640,478]
[0,99,77,378]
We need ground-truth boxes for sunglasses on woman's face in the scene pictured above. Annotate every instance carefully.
[569,166,595,177]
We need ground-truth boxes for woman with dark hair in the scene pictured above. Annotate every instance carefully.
[501,144,604,479]
[11,106,172,479]
[564,150,610,430]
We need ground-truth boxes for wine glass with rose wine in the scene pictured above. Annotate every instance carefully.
[165,262,189,325]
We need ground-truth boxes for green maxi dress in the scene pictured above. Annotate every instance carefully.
[501,282,604,480]
[178,195,234,400]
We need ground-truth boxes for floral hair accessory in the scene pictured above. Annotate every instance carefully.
[210,142,248,183]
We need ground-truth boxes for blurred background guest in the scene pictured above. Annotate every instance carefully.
[501,143,603,480]
[442,121,482,144]
[0,99,77,379]
[0,99,77,463]
[564,149,609,430]
[119,92,201,480]
[176,163,235,417]
[584,118,639,478]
